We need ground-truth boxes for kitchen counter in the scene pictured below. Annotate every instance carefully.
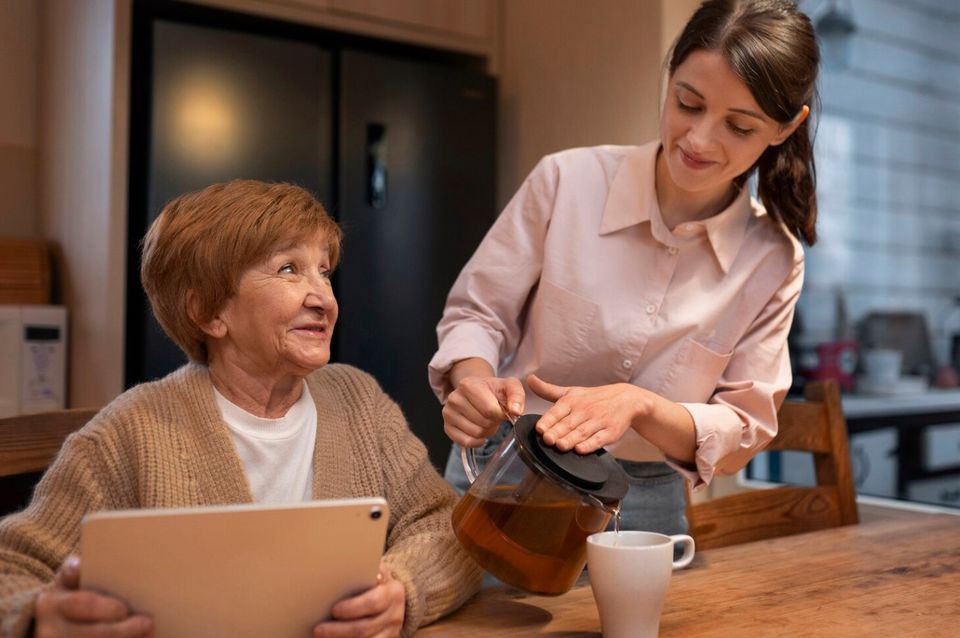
[842,388,960,418]
[838,388,960,507]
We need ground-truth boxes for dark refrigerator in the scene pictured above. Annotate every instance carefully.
[126,11,496,468]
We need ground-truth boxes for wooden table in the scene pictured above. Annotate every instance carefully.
[418,514,960,637]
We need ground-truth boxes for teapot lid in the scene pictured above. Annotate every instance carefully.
[513,414,629,504]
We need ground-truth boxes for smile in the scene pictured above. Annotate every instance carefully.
[292,324,328,337]
[679,147,714,170]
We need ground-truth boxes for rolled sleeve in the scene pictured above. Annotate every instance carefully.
[428,323,503,404]
[670,260,803,489]
[670,402,752,489]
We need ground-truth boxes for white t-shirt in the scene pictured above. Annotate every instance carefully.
[213,382,317,503]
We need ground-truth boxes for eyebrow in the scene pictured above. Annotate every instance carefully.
[676,81,767,122]
[273,241,300,253]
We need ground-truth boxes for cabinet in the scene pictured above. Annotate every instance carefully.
[849,428,898,498]
[843,391,960,507]
[187,0,499,61]
[329,0,493,41]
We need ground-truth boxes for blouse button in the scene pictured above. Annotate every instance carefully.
[645,303,656,314]
[622,359,633,369]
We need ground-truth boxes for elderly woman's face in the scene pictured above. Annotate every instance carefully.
[212,234,338,376]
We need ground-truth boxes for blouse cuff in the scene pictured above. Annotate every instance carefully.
[671,402,748,491]
[427,324,501,404]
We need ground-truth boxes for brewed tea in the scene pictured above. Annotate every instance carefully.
[452,485,611,595]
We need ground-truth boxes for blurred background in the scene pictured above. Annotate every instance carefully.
[1,0,958,511]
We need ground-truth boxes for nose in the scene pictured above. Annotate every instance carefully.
[685,117,716,153]
[304,273,336,310]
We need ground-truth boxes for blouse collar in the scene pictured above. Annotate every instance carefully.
[599,141,755,273]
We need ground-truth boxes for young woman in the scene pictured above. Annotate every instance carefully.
[430,0,820,534]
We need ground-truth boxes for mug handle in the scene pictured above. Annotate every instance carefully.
[669,534,696,569]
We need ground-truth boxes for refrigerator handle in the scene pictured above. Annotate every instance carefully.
[366,123,388,209]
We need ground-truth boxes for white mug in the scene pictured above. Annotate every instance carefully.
[586,531,695,638]
[863,348,902,387]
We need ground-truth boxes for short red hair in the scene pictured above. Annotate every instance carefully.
[141,180,342,363]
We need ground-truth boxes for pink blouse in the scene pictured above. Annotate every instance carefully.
[429,143,804,488]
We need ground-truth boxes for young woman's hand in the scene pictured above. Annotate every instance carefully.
[529,374,697,462]
[528,374,653,454]
[33,555,153,638]
[313,565,405,638]
[442,358,525,447]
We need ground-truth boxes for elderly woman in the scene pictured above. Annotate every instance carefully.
[0,180,481,637]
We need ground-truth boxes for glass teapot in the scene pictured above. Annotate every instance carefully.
[451,414,629,595]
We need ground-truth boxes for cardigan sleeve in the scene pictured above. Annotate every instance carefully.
[372,391,482,636]
[0,432,113,638]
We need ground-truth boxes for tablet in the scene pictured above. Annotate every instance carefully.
[80,497,389,638]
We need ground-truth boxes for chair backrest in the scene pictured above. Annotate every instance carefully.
[0,238,52,304]
[0,408,99,478]
[686,380,858,550]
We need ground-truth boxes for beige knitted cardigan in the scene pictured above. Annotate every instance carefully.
[0,363,480,637]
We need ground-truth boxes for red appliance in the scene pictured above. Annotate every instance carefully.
[798,340,858,392]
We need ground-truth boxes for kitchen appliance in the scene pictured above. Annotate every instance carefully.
[0,305,68,417]
[796,339,858,392]
[452,414,628,595]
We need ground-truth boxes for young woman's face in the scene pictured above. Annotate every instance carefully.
[660,49,804,196]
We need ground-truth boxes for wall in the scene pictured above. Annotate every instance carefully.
[497,0,692,207]
[799,0,960,367]
[0,0,38,237]
[38,0,131,408]
[660,0,701,62]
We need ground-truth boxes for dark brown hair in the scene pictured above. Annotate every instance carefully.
[141,180,342,363]
[669,0,820,245]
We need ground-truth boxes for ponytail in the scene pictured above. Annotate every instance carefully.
[756,117,817,246]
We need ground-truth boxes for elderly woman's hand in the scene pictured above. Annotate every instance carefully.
[33,555,153,638]
[313,564,405,638]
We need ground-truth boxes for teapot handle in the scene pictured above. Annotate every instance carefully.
[461,445,480,484]
[462,406,518,485]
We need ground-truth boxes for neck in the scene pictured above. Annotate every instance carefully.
[208,357,305,418]
[655,149,739,230]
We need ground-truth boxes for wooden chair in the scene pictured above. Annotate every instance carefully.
[0,408,98,515]
[0,238,52,304]
[0,408,98,478]
[686,380,858,550]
